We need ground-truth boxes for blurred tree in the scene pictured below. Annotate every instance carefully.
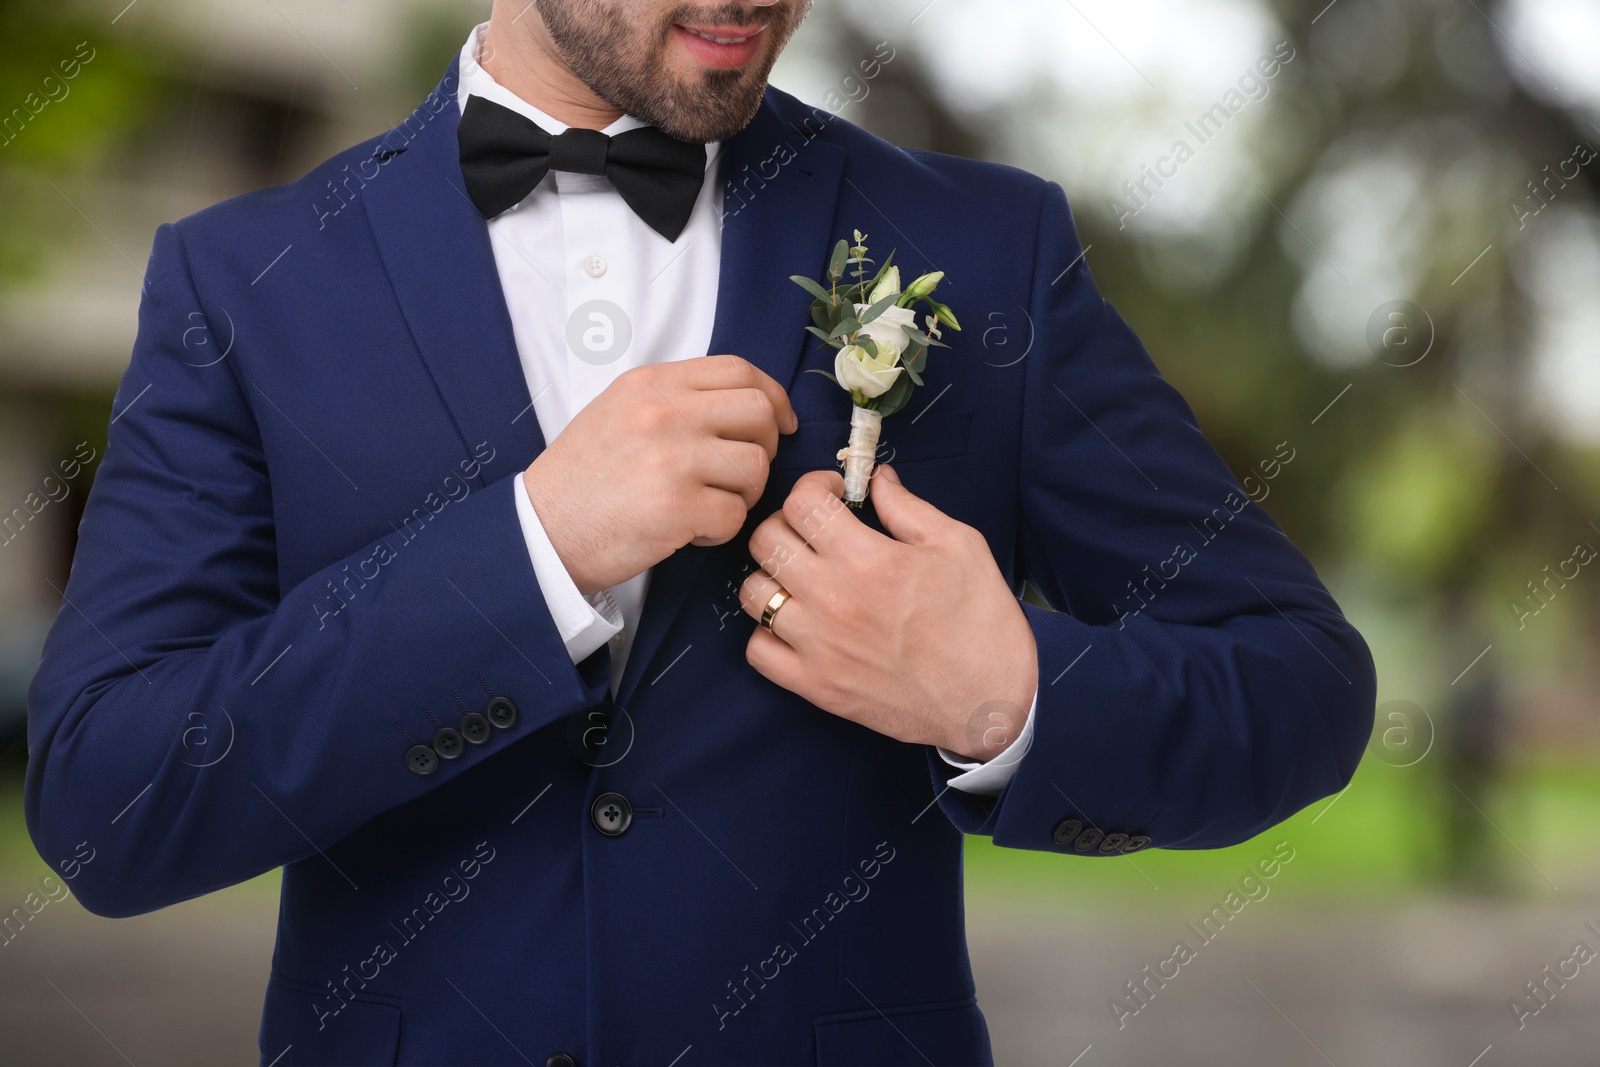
[0,2,166,279]
[824,0,1600,889]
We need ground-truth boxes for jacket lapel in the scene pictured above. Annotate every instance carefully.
[613,90,847,713]
[366,63,846,714]
[363,56,548,475]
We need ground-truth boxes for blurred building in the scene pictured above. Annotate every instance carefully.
[0,0,468,742]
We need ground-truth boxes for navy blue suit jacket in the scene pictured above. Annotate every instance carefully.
[25,57,1375,1066]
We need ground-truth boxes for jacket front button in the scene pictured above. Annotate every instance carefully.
[590,792,632,837]
[406,745,438,776]
[486,695,518,730]
[460,713,492,745]
[546,1053,579,1067]
[433,727,465,760]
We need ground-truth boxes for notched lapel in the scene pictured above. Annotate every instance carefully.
[613,90,849,713]
[368,70,850,714]
[362,57,548,479]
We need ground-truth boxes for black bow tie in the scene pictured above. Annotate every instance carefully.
[456,95,708,242]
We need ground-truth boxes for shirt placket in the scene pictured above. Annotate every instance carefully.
[558,170,635,423]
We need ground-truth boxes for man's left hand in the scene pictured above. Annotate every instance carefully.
[740,465,1038,762]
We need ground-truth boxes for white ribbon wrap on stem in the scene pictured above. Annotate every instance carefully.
[837,404,883,507]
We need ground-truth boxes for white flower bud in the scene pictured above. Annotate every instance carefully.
[903,271,944,301]
[868,266,902,306]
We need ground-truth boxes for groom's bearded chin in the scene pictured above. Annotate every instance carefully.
[534,0,812,143]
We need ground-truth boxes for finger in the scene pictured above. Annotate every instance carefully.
[688,486,751,546]
[739,569,807,647]
[781,469,870,558]
[693,386,782,459]
[746,510,818,588]
[868,463,952,546]
[691,355,799,434]
[746,624,807,692]
[693,438,770,509]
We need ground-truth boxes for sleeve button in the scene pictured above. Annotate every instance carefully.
[433,728,465,760]
[406,745,438,776]
[460,713,492,745]
[1098,833,1129,855]
[486,695,519,729]
[1051,818,1083,846]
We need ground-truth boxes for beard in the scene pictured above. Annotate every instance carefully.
[533,0,813,142]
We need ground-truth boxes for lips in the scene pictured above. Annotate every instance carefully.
[671,21,768,69]
[677,22,767,43]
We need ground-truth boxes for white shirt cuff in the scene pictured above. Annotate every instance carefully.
[513,472,624,664]
[935,685,1038,797]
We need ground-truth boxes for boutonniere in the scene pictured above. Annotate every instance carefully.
[790,230,960,507]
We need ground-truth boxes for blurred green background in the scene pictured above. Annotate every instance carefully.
[3,0,1600,1063]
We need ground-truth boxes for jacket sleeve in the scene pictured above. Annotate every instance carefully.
[926,180,1376,853]
[24,222,610,918]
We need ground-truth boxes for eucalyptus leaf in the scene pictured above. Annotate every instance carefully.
[806,326,842,348]
[804,368,840,385]
[869,249,897,290]
[791,275,833,303]
[902,360,924,387]
[859,291,900,325]
[874,372,914,417]
[828,239,849,281]
[829,318,860,342]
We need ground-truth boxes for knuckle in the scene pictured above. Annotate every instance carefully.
[747,524,771,564]
[743,443,772,486]
[744,387,775,424]
[712,497,747,543]
[639,399,675,435]
[955,523,989,555]
[782,490,816,536]
[715,353,752,381]
[745,632,767,668]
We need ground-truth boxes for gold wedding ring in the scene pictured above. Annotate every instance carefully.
[759,586,792,634]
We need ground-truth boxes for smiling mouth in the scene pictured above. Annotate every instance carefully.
[676,22,768,45]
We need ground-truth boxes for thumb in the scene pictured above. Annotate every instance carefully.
[870,464,948,545]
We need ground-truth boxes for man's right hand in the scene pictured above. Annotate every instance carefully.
[521,354,800,597]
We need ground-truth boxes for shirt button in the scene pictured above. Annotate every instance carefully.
[584,255,607,278]
[608,627,627,649]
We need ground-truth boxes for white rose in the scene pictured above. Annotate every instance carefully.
[851,302,919,363]
[834,343,903,399]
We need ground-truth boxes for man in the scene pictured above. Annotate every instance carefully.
[25,1,1375,1063]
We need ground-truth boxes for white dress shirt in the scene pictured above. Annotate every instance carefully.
[455,23,1034,796]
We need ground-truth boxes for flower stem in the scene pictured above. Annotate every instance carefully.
[837,405,883,507]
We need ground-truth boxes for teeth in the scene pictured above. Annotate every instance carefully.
[691,29,747,44]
